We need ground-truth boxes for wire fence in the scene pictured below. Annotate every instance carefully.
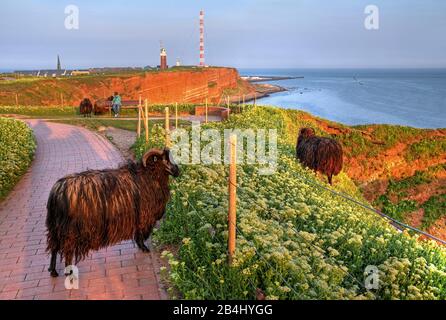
[290,171,446,246]
[234,183,369,292]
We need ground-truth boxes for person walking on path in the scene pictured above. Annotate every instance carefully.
[112,92,122,118]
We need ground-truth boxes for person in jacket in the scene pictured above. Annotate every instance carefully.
[112,92,122,117]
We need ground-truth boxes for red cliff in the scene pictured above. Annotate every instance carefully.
[0,67,255,106]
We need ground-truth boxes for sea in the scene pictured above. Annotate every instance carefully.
[239,69,446,129]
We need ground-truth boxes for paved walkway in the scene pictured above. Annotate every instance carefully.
[0,120,166,300]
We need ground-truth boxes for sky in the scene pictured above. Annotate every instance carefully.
[1,0,446,70]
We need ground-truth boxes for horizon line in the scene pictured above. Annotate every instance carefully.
[3,66,446,72]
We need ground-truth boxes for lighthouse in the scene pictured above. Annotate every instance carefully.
[160,47,168,70]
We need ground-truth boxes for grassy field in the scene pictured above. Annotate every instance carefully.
[0,105,79,117]
[133,106,446,300]
[48,118,191,132]
[0,104,201,118]
[0,118,36,200]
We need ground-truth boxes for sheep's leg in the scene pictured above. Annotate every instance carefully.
[135,233,150,253]
[48,250,59,277]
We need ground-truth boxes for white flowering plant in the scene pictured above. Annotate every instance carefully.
[0,117,36,199]
[134,106,446,300]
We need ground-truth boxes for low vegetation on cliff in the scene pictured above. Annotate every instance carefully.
[290,111,446,237]
[134,106,446,300]
[0,118,36,200]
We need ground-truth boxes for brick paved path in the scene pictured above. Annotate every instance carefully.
[0,120,166,300]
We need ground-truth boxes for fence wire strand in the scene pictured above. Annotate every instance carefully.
[235,184,369,292]
[291,170,446,246]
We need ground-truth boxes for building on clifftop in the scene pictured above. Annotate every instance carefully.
[160,47,168,70]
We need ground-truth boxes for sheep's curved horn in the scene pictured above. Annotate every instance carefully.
[142,148,164,167]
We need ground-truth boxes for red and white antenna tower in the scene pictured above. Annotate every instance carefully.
[199,10,205,67]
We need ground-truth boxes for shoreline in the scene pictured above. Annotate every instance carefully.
[241,75,303,82]
[252,83,287,101]
[229,83,287,104]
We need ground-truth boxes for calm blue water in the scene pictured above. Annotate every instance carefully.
[240,69,446,129]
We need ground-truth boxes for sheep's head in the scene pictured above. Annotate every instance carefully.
[142,148,180,178]
[297,127,315,147]
[299,128,315,140]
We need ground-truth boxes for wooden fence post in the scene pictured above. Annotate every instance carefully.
[137,95,142,137]
[254,92,257,107]
[205,98,208,124]
[165,107,170,147]
[242,94,246,113]
[228,134,237,265]
[175,102,178,128]
[137,107,142,138]
[144,99,149,144]
[15,93,19,106]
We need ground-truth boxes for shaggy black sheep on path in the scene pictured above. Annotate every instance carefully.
[93,96,113,115]
[296,127,343,185]
[79,98,93,117]
[46,148,180,277]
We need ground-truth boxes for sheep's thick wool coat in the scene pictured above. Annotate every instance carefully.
[46,161,170,264]
[296,128,343,185]
[93,96,113,115]
[79,98,93,117]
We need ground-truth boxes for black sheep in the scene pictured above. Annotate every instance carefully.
[46,148,180,277]
[296,127,343,185]
[79,98,93,117]
[93,96,113,115]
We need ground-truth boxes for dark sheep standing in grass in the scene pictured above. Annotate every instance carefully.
[93,96,113,115]
[46,148,180,277]
[79,98,93,117]
[296,127,343,185]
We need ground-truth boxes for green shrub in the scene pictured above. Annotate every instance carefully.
[375,195,418,222]
[406,138,446,161]
[387,170,433,195]
[0,118,36,199]
[422,195,446,229]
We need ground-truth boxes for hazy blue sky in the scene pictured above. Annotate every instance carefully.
[1,0,445,70]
